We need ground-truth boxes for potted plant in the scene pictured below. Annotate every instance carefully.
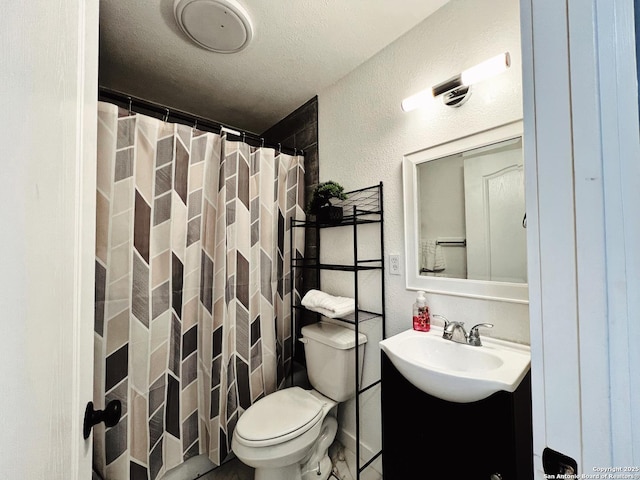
[306,181,348,224]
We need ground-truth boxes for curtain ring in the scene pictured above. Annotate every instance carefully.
[193,119,198,131]
[278,143,281,153]
[163,108,170,122]
[260,138,265,148]
[242,132,246,143]
[294,148,297,156]
[127,97,133,115]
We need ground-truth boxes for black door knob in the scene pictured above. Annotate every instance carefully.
[83,400,122,439]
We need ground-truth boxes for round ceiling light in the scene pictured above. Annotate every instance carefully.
[174,0,253,53]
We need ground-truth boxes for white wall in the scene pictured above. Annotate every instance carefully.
[318,0,527,343]
[316,0,526,469]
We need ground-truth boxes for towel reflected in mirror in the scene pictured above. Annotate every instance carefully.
[420,239,446,276]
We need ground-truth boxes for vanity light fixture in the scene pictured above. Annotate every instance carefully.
[401,52,511,111]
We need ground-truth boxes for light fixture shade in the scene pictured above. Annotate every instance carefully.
[401,89,432,112]
[461,52,510,86]
[401,52,511,111]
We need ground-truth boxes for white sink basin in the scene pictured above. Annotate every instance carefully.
[379,327,530,403]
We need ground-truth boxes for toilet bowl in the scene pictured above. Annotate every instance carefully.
[231,321,367,480]
[232,388,337,480]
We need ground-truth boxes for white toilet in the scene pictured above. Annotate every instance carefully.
[231,320,367,480]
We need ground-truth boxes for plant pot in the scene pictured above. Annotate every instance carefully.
[317,205,343,224]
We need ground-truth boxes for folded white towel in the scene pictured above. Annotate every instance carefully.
[421,239,446,273]
[301,289,356,318]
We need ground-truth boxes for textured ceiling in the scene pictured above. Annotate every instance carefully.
[98,0,449,134]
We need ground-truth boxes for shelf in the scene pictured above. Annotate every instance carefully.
[294,183,384,229]
[290,182,385,480]
[291,261,382,272]
[291,214,382,229]
[293,306,382,324]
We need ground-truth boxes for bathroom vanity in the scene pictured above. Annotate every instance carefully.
[381,351,533,479]
[392,120,533,478]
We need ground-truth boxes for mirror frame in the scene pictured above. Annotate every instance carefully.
[402,120,528,304]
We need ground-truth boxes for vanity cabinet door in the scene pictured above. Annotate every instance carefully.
[381,352,532,479]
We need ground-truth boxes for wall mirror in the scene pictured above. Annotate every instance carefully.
[403,121,528,303]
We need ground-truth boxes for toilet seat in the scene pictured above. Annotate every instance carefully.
[234,387,325,447]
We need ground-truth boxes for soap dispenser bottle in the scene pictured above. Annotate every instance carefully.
[412,291,431,332]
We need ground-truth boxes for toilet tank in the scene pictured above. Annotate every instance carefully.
[300,321,367,402]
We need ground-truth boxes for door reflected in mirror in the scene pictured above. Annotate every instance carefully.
[417,137,526,283]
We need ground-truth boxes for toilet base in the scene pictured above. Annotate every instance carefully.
[249,416,338,480]
[301,416,337,480]
[301,455,332,480]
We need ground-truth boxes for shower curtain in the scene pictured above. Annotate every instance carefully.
[93,102,305,480]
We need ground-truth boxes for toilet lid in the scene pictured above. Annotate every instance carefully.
[234,387,324,446]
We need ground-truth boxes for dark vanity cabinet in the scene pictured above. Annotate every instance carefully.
[381,351,533,480]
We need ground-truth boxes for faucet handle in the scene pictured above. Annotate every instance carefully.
[468,323,494,346]
[432,314,450,328]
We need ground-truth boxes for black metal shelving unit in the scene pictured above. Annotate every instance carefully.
[290,182,386,480]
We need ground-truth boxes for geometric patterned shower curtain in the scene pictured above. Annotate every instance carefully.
[93,101,305,480]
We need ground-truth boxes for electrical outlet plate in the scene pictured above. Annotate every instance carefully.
[389,254,401,275]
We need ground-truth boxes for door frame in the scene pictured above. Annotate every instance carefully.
[521,0,640,474]
[75,0,101,476]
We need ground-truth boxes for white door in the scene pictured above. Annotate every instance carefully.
[0,1,99,478]
[521,0,640,475]
[463,139,526,283]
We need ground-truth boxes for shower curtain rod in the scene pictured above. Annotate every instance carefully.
[98,87,302,157]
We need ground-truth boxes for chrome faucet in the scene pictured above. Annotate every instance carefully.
[442,319,468,344]
[467,323,494,346]
[433,314,493,347]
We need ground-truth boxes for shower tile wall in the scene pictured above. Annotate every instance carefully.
[262,96,319,190]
